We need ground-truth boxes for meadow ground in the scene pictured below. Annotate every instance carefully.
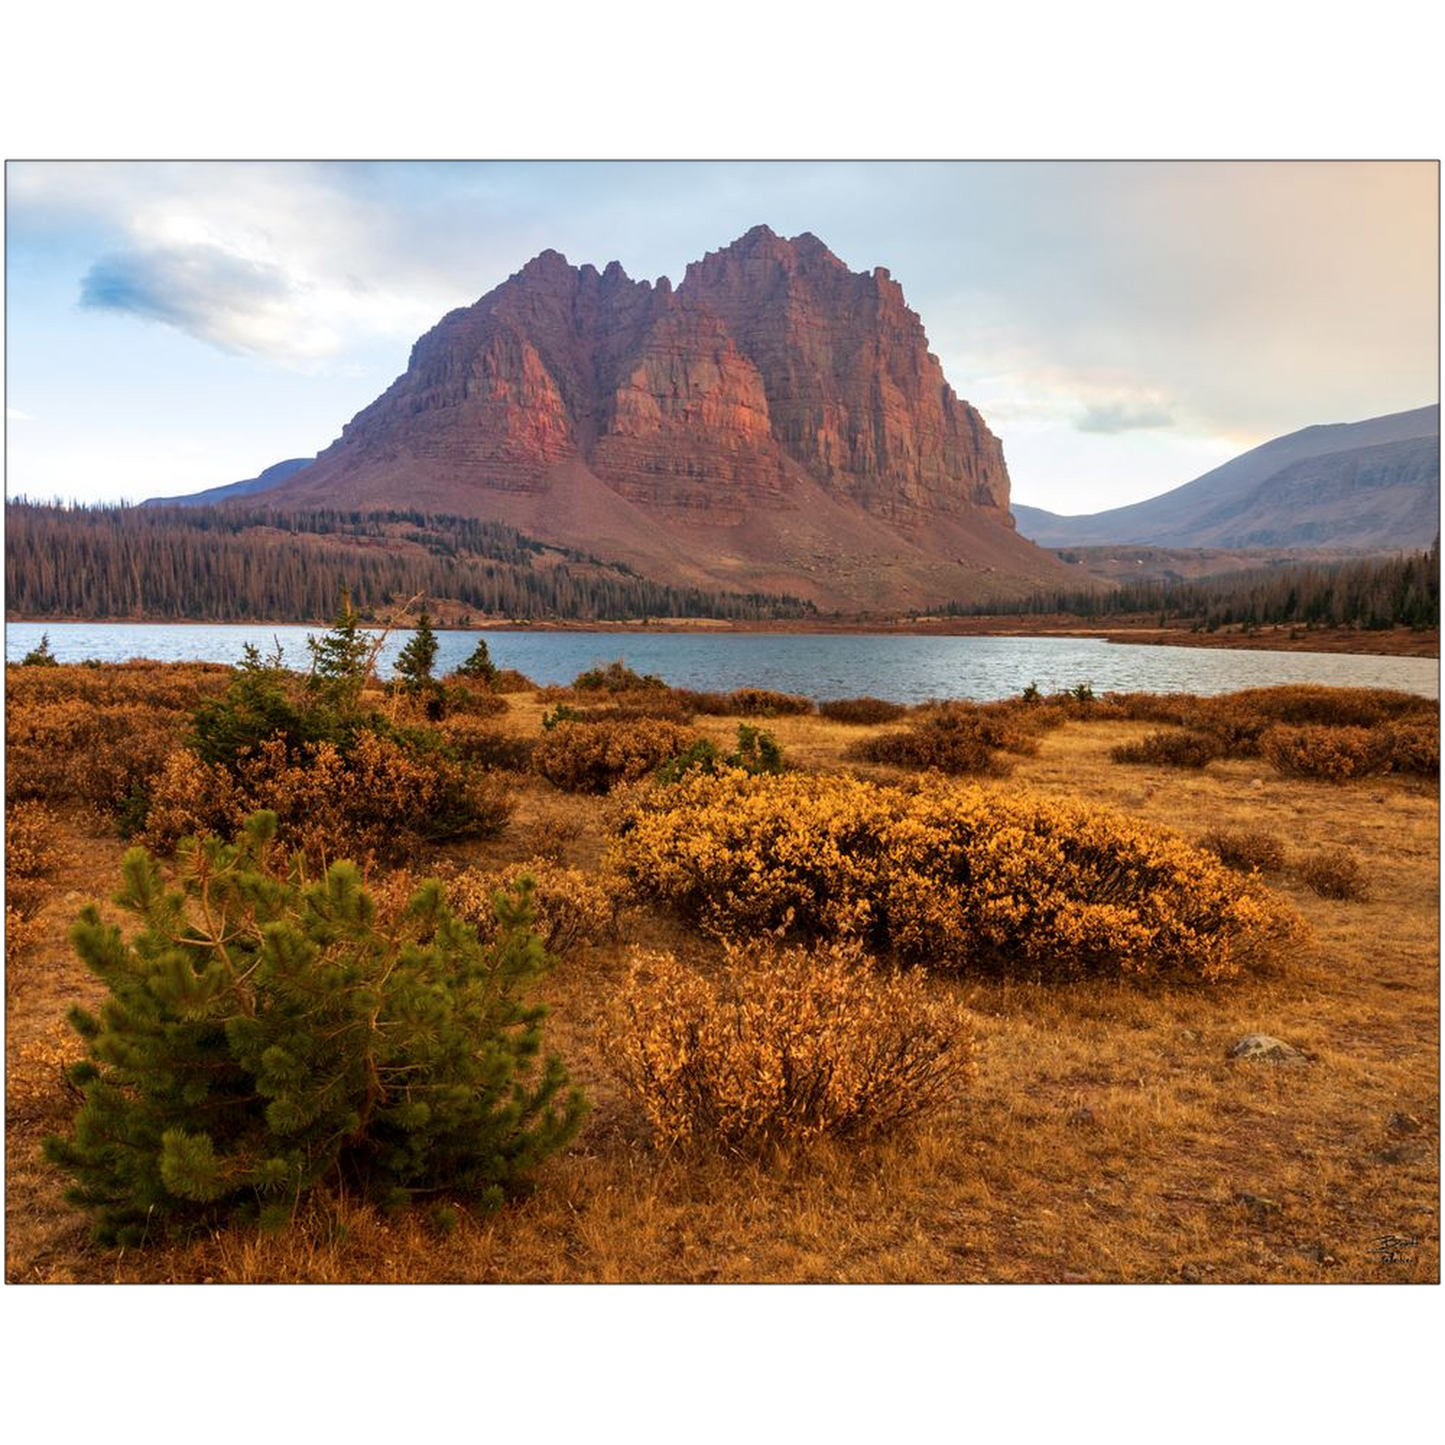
[5,685,1438,1283]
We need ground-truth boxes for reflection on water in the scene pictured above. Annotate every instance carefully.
[5,622,1438,703]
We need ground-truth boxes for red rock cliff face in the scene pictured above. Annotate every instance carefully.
[679,226,1013,525]
[305,227,1010,523]
[269,228,1070,609]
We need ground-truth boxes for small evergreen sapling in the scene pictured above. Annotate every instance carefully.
[394,610,440,690]
[20,631,60,666]
[44,811,587,1245]
[455,637,499,687]
[307,589,373,704]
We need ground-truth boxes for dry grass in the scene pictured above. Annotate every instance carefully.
[5,673,1438,1284]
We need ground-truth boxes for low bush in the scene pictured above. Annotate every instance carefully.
[44,812,587,1246]
[1111,730,1224,769]
[142,733,513,865]
[1377,720,1439,777]
[613,771,1306,982]
[5,800,65,916]
[848,709,1031,776]
[436,716,536,772]
[1295,847,1371,901]
[491,668,536,693]
[572,660,667,693]
[1260,724,1382,781]
[818,696,909,725]
[532,718,702,794]
[448,860,616,956]
[1197,829,1287,874]
[5,695,189,819]
[656,724,786,784]
[440,682,510,718]
[607,941,972,1149]
[724,688,815,717]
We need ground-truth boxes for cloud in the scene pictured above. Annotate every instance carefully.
[80,243,305,358]
[1076,401,1174,434]
[7,407,36,421]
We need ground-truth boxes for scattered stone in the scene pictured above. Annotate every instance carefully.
[1235,1191,1283,1221]
[1249,778,1264,790]
[1227,1033,1308,1065]
[1179,1263,1202,1283]
[1066,1106,1097,1127]
[1387,1111,1423,1135]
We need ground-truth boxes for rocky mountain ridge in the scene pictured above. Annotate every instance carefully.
[255,226,1072,611]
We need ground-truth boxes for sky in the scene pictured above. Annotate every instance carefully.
[4,159,1439,515]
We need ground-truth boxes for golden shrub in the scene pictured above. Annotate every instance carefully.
[142,733,512,865]
[5,695,187,813]
[1260,724,1382,781]
[818,697,909,725]
[532,719,702,793]
[1377,720,1439,777]
[4,800,67,915]
[1111,730,1224,769]
[1197,829,1287,874]
[613,771,1306,982]
[5,904,43,972]
[607,941,972,1149]
[1295,847,1371,901]
[491,668,536,693]
[848,709,1028,775]
[437,715,536,771]
[447,860,616,955]
[724,687,815,717]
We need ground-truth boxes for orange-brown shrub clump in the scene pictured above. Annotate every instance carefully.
[1377,720,1439,777]
[532,719,702,793]
[4,799,67,971]
[1197,829,1288,874]
[437,715,536,772]
[1111,730,1224,770]
[447,860,616,955]
[4,800,65,915]
[1295,847,1371,901]
[1259,724,1382,781]
[142,732,512,865]
[849,707,1039,776]
[440,682,510,718]
[607,941,972,1149]
[3,661,227,817]
[724,688,815,717]
[613,771,1306,982]
[491,667,536,693]
[818,696,908,725]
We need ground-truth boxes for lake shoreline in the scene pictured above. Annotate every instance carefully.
[6,614,1437,659]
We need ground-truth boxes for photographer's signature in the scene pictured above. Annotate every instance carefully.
[1368,1233,1417,1266]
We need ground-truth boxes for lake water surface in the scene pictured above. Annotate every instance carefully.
[6,623,1437,703]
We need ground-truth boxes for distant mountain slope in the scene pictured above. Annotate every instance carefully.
[1013,405,1439,550]
[144,457,315,508]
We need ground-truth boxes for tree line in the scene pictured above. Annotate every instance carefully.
[4,500,816,623]
[944,542,1440,631]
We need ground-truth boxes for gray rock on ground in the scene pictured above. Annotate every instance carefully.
[1227,1033,1308,1064]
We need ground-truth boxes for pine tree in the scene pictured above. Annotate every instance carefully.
[455,636,499,687]
[20,631,59,666]
[395,609,439,690]
[306,588,372,703]
[44,811,587,1245]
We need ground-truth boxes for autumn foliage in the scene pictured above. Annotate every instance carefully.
[614,770,1306,981]
[608,941,972,1149]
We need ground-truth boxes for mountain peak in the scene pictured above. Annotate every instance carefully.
[257,228,1056,611]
